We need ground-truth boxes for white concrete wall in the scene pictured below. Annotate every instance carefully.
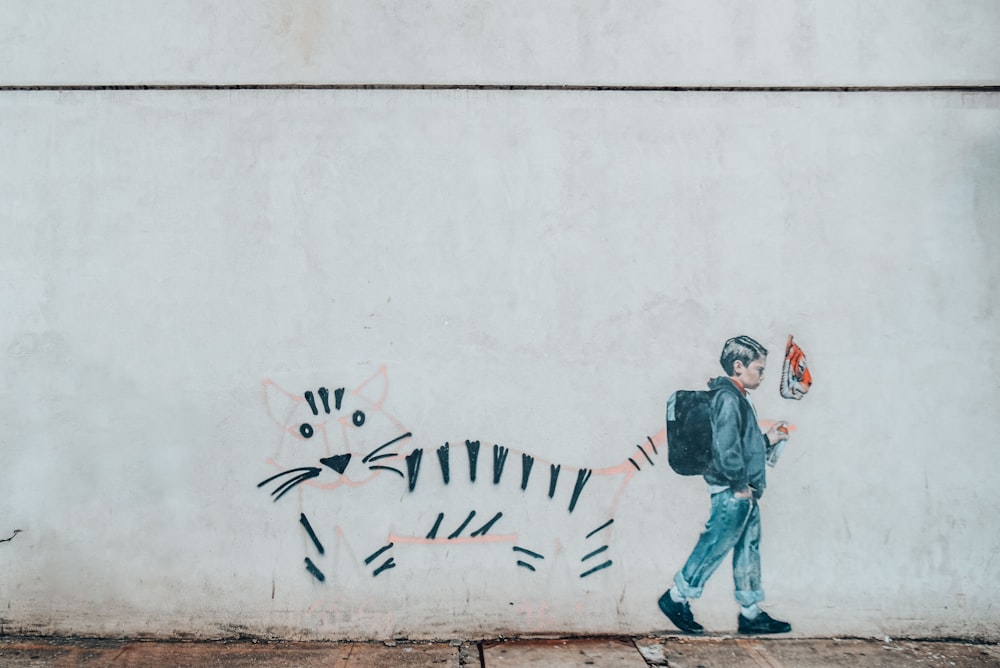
[1,1,999,86]
[1,3,999,643]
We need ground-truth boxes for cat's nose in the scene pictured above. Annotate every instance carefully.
[320,454,352,474]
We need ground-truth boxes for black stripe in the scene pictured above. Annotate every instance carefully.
[470,512,503,537]
[426,513,445,539]
[520,454,534,490]
[548,464,561,498]
[580,560,613,578]
[513,546,545,560]
[581,545,609,561]
[406,449,423,492]
[568,469,592,513]
[586,519,614,539]
[299,513,325,554]
[372,558,396,577]
[466,441,480,482]
[304,558,325,582]
[448,511,477,539]
[437,444,450,484]
[493,445,509,484]
[364,543,394,565]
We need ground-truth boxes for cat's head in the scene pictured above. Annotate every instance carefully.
[260,366,412,499]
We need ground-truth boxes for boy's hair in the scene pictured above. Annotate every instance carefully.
[720,335,768,375]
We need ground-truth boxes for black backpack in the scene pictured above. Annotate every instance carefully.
[666,389,716,475]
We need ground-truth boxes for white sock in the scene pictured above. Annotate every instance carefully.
[741,604,761,619]
[670,588,686,603]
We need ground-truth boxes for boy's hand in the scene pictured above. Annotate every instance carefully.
[766,421,790,446]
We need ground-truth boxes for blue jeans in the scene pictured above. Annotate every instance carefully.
[674,489,764,606]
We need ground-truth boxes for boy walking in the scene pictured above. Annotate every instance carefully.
[659,335,792,635]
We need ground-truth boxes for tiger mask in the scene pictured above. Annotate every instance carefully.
[780,335,812,400]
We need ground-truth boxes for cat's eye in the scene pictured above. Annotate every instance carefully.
[352,410,366,427]
[299,423,314,438]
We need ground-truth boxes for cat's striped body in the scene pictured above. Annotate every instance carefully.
[258,366,665,583]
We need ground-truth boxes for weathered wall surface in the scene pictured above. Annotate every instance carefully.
[1,3,999,643]
[1,1,999,86]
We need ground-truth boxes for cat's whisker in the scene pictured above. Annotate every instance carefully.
[258,467,321,489]
[271,471,321,501]
[362,432,413,464]
[257,467,322,502]
[369,465,404,478]
[365,452,398,463]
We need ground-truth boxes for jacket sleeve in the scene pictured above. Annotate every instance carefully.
[709,392,748,490]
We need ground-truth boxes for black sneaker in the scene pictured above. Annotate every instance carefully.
[658,591,704,635]
[738,610,792,634]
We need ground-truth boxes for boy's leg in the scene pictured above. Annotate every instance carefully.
[674,490,754,599]
[732,503,792,634]
[661,490,754,634]
[732,500,763,607]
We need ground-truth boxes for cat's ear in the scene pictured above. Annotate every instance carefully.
[263,379,302,428]
[353,365,389,408]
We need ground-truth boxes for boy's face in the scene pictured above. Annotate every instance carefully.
[733,356,767,390]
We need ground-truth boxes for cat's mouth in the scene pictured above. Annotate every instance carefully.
[320,453,352,474]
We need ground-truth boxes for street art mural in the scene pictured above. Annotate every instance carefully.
[257,336,811,598]
[658,334,812,636]
[258,366,666,584]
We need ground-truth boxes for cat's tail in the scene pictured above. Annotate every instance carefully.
[592,429,666,476]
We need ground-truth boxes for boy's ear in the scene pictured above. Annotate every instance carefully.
[263,379,302,428]
[353,365,389,408]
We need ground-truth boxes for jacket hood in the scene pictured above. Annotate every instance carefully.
[708,376,742,393]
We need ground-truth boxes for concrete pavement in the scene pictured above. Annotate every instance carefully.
[2,635,999,667]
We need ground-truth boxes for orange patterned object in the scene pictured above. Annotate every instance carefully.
[780,335,812,400]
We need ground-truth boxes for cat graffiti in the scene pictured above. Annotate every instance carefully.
[258,366,666,584]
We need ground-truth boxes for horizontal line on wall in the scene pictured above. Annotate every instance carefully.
[1,84,999,93]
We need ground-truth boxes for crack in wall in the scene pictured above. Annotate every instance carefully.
[0,84,998,92]
[1,529,23,544]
